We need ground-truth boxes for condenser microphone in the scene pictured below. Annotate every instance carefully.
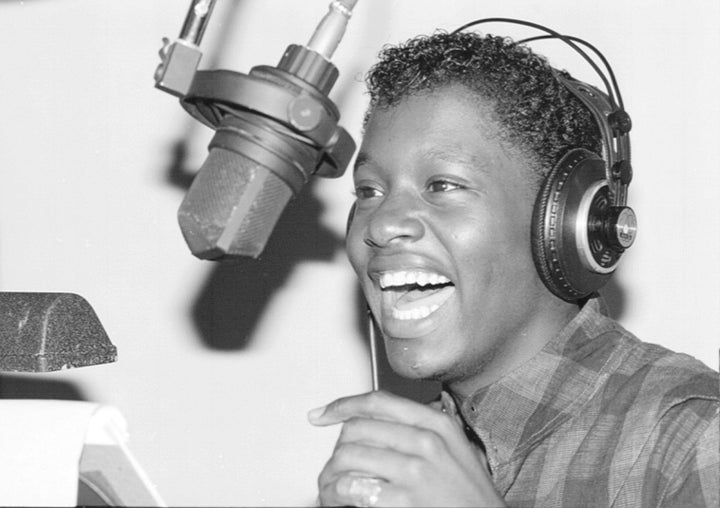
[155,0,358,259]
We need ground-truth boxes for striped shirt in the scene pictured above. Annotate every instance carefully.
[451,298,719,507]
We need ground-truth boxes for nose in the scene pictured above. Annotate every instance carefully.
[363,192,425,248]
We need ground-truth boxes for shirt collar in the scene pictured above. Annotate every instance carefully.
[454,297,619,471]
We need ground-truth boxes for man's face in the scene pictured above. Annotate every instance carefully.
[346,86,555,389]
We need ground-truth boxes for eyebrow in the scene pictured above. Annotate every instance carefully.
[352,146,494,175]
[353,151,371,172]
[422,146,489,171]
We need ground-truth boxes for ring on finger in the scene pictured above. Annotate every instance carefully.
[348,476,383,507]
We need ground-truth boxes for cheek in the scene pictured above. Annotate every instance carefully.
[344,225,366,275]
[451,213,533,285]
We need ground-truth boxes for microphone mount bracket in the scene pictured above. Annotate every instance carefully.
[154,1,357,181]
[180,48,354,180]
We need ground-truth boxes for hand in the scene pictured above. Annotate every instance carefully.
[308,390,506,507]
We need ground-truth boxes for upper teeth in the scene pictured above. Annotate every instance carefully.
[379,271,451,289]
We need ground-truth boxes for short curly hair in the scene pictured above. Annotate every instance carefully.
[364,31,602,184]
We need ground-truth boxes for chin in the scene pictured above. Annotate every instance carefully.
[385,344,450,381]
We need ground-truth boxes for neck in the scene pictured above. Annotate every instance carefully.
[446,296,581,401]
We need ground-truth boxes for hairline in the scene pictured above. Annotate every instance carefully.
[360,83,543,199]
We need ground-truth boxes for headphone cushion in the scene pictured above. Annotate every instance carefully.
[532,148,614,301]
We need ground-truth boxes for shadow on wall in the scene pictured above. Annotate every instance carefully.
[189,182,342,350]
[166,140,344,350]
[0,375,87,400]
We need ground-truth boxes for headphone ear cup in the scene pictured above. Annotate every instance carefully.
[532,148,619,301]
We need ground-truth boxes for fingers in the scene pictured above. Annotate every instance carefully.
[308,390,447,428]
[319,440,412,484]
[311,392,504,506]
[336,416,449,459]
[318,418,467,493]
[317,443,419,506]
[316,437,490,507]
[309,391,472,460]
[320,475,397,507]
[318,443,501,508]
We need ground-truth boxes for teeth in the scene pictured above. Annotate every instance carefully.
[379,270,451,289]
[393,304,440,321]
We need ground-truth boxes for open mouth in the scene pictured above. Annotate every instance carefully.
[378,270,456,321]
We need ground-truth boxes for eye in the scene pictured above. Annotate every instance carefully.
[427,178,466,193]
[353,183,384,200]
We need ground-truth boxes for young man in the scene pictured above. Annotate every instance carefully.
[308,31,719,507]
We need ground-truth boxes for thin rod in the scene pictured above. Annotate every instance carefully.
[306,0,359,59]
[367,310,379,391]
[179,0,218,45]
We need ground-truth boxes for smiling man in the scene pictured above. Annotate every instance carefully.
[308,31,719,507]
[348,85,575,393]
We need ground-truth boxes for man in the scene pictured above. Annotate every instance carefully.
[308,30,720,507]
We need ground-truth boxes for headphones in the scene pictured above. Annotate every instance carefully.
[454,18,637,302]
[349,19,637,302]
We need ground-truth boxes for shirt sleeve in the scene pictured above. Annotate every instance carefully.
[660,410,719,507]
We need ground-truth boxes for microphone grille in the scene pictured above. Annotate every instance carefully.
[178,147,293,259]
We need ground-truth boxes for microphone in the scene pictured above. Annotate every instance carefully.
[155,0,358,259]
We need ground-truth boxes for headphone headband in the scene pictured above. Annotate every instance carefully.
[451,18,637,301]
[555,75,632,208]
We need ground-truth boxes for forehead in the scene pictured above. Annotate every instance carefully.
[357,86,524,177]
[363,86,496,140]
